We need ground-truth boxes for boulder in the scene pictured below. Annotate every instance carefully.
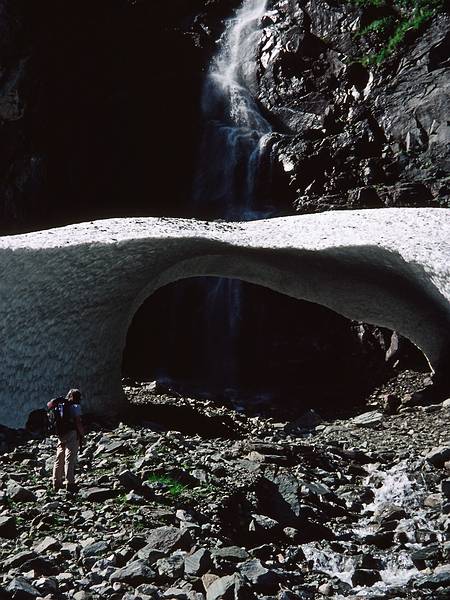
[351,411,383,428]
[110,560,156,586]
[156,554,185,579]
[81,540,110,558]
[6,578,40,600]
[185,549,212,576]
[206,574,252,600]
[4,550,38,569]
[239,559,279,592]
[34,536,61,554]
[425,447,450,468]
[6,481,37,503]
[81,487,119,501]
[143,526,192,554]
[0,515,18,539]
[351,569,381,587]
[212,546,250,562]
[441,480,450,498]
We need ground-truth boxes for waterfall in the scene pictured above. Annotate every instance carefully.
[192,0,272,392]
[193,0,272,220]
[160,0,272,395]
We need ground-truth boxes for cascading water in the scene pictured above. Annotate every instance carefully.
[161,0,274,394]
[303,459,443,598]
[193,0,273,220]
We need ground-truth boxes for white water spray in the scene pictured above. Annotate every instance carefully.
[193,0,273,219]
[303,461,441,597]
[165,0,274,393]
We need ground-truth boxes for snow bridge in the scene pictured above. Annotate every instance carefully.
[0,208,449,428]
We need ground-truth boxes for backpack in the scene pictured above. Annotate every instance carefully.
[47,397,75,436]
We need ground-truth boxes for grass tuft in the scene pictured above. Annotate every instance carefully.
[352,0,445,64]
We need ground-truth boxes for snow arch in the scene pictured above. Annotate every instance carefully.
[0,208,449,427]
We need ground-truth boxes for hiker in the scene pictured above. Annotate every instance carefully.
[48,388,84,492]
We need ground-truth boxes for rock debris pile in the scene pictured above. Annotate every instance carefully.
[1,385,450,599]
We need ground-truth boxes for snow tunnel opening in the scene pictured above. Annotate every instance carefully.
[121,277,429,419]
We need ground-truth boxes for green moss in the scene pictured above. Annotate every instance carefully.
[356,16,395,37]
[353,0,387,7]
[352,0,445,64]
[147,473,188,497]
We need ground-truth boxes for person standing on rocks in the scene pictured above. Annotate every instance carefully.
[48,388,84,493]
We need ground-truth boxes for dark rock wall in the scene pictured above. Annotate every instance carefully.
[0,0,448,232]
[258,0,449,213]
[0,0,240,234]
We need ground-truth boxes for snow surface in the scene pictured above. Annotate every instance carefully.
[0,208,449,427]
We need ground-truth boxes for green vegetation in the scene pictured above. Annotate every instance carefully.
[351,0,446,64]
[353,0,386,7]
[147,473,188,497]
[356,16,395,37]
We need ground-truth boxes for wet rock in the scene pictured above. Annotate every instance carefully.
[351,568,382,587]
[441,480,450,498]
[375,503,407,524]
[416,570,450,590]
[363,530,395,548]
[317,582,333,595]
[411,543,442,569]
[424,493,442,508]
[352,554,383,571]
[73,593,90,600]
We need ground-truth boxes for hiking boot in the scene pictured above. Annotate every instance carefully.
[65,483,78,494]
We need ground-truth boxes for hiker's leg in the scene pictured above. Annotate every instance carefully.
[64,430,79,489]
[52,437,65,489]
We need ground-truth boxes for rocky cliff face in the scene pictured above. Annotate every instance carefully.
[257,0,449,214]
[0,0,447,233]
